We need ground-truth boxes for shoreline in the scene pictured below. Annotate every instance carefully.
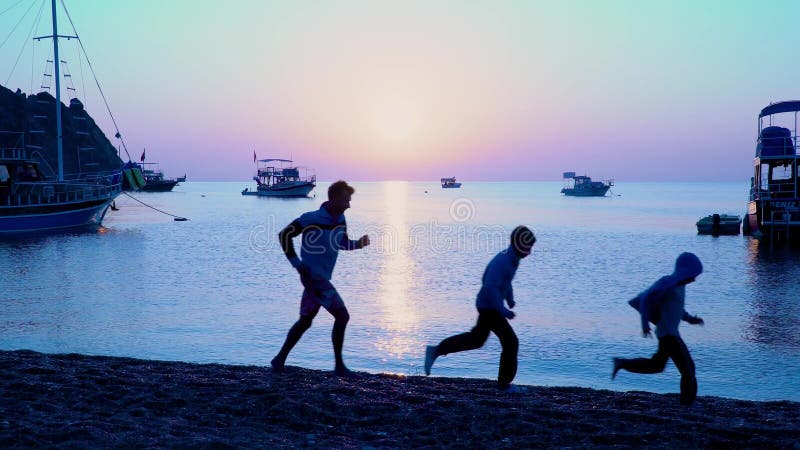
[1,349,798,447]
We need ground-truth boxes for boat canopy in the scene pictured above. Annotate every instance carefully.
[758,126,795,156]
[759,101,800,118]
[258,158,293,163]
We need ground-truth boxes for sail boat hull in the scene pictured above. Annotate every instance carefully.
[0,199,114,233]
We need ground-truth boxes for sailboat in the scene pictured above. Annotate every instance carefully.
[0,0,123,234]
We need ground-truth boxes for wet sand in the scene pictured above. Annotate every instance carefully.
[1,350,798,448]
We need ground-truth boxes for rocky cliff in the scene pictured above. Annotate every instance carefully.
[0,83,124,176]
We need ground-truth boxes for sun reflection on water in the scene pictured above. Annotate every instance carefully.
[374,181,423,360]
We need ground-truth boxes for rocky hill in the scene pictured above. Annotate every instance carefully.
[0,83,124,177]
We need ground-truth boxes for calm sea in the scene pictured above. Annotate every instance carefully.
[1,181,798,402]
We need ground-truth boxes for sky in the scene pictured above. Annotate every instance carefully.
[2,0,800,182]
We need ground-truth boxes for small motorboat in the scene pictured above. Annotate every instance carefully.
[441,177,461,188]
[696,214,741,235]
[561,172,613,197]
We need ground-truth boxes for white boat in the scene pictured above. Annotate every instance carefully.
[441,177,462,188]
[242,158,316,197]
[696,214,741,235]
[745,101,800,243]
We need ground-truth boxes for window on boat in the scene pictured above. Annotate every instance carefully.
[758,163,768,190]
[771,164,793,181]
[768,164,795,195]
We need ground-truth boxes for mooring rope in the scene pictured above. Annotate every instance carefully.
[121,191,188,221]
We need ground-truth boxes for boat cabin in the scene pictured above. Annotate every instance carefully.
[253,159,315,188]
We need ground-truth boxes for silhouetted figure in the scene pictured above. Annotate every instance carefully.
[271,181,370,376]
[424,226,536,391]
[612,252,705,406]
[23,165,38,181]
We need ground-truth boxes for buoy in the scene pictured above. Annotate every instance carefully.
[174,217,188,222]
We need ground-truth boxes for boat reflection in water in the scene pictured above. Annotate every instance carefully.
[743,240,800,349]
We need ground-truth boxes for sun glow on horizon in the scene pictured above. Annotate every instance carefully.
[367,95,424,145]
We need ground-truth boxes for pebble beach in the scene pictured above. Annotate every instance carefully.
[1,350,798,448]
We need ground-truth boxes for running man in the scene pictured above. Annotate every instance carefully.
[271,181,369,376]
[424,226,536,391]
[612,252,705,406]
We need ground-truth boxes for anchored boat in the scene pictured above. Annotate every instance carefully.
[241,158,316,197]
[139,163,180,192]
[440,177,462,188]
[0,135,121,233]
[745,101,800,243]
[1,1,123,234]
[561,172,613,197]
[696,214,741,235]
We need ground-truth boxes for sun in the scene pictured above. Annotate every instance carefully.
[368,96,423,144]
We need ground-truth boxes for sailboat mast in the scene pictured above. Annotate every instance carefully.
[51,0,63,181]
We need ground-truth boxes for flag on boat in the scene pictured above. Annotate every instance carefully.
[253,150,257,163]
[140,148,146,162]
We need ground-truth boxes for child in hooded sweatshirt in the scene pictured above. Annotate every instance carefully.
[612,252,705,405]
[423,226,535,392]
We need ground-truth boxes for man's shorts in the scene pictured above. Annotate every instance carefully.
[300,278,346,317]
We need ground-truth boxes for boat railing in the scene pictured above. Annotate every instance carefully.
[258,166,315,183]
[2,146,117,182]
[756,138,800,157]
[2,176,122,207]
[753,182,799,201]
[0,147,28,161]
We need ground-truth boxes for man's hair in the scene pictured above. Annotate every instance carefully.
[510,225,536,251]
[328,180,355,199]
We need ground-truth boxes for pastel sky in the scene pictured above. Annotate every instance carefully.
[2,0,800,181]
